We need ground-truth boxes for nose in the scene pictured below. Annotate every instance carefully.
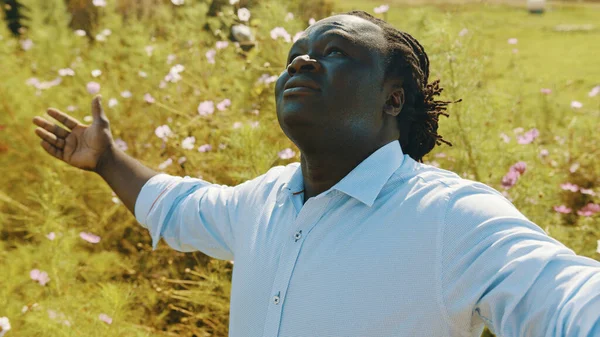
[287,55,322,76]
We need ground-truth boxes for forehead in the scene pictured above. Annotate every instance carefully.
[297,14,386,51]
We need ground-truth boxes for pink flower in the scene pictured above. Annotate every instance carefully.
[507,38,518,45]
[232,122,243,129]
[589,85,600,97]
[580,188,596,196]
[511,161,527,174]
[99,313,113,324]
[181,136,196,150]
[237,8,250,21]
[571,101,583,109]
[93,0,106,7]
[373,4,389,14]
[198,144,212,152]
[86,82,101,95]
[158,158,173,170]
[270,27,291,42]
[499,133,511,143]
[30,269,50,286]
[458,28,469,37]
[569,162,580,173]
[20,38,33,51]
[560,182,579,192]
[115,138,128,151]
[553,205,572,214]
[278,148,295,160]
[539,149,549,157]
[155,125,172,140]
[216,99,231,111]
[215,41,229,49]
[197,101,214,116]
[257,74,278,85]
[144,93,155,104]
[206,49,216,64]
[577,203,600,217]
[501,161,526,189]
[46,232,56,240]
[80,232,101,243]
[540,88,552,95]
[121,90,132,98]
[517,128,539,145]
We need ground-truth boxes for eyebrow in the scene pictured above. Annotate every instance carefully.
[288,30,358,60]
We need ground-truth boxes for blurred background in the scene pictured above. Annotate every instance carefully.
[0,0,599,336]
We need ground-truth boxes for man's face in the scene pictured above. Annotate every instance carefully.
[274,14,391,155]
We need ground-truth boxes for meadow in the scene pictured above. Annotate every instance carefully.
[0,0,599,336]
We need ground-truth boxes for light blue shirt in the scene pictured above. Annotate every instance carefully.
[134,140,600,337]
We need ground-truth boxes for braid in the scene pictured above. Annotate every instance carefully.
[344,10,461,162]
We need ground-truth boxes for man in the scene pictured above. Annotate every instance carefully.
[32,10,599,337]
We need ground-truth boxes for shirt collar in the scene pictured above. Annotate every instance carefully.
[280,140,406,207]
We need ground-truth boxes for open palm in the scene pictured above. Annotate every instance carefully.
[32,96,114,172]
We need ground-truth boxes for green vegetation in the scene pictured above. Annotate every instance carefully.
[1,0,598,336]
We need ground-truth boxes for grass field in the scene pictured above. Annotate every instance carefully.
[0,0,599,336]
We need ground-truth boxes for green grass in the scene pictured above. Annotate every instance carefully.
[1,0,599,336]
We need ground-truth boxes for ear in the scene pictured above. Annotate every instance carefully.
[383,87,404,117]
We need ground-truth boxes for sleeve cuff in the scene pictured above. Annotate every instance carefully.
[134,173,183,229]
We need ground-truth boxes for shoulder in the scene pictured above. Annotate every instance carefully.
[234,162,300,195]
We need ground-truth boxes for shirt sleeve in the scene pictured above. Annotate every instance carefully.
[439,183,600,337]
[134,173,250,260]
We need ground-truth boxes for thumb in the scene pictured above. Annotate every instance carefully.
[91,95,109,126]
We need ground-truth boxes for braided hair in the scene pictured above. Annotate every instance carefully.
[345,10,460,162]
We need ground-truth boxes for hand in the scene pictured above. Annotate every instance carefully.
[32,96,115,172]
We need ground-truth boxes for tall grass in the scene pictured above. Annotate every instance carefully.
[1,0,599,336]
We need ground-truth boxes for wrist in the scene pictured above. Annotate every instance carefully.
[95,143,118,177]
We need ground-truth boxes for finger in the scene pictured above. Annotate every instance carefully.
[47,108,80,129]
[34,127,66,149]
[40,139,64,161]
[91,95,109,126]
[32,116,70,139]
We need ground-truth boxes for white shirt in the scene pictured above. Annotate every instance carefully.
[135,140,600,337]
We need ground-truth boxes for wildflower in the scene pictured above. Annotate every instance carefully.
[560,183,579,192]
[513,127,524,134]
[511,161,527,174]
[145,45,154,56]
[91,69,102,77]
[250,121,259,128]
[569,162,580,173]
[75,29,86,37]
[99,313,113,325]
[499,133,510,143]
[218,143,227,150]
[0,316,11,336]
[46,232,56,240]
[20,38,33,51]
[95,34,106,41]
[309,18,316,25]
[171,0,184,5]
[197,101,215,116]
[121,90,132,98]
[217,98,231,111]
[86,82,101,95]
[580,188,596,196]
[257,74,278,85]
[80,232,101,243]
[517,128,539,145]
[158,158,173,170]
[373,4,389,14]
[238,8,250,21]
[58,68,75,76]
[93,0,106,7]
[507,38,518,45]
[182,136,196,150]
[144,93,155,104]
[270,27,291,42]
[233,122,243,129]
[83,116,93,123]
[155,125,172,140]
[178,156,187,164]
[278,148,295,160]
[540,88,552,95]
[198,144,212,152]
[293,32,303,43]
[553,205,572,214]
[458,28,468,37]
[500,161,526,189]
[285,12,294,21]
[589,85,600,97]
[539,149,549,157]
[216,41,229,49]
[577,203,600,217]
[164,64,184,83]
[571,101,583,109]
[30,269,50,286]
[205,49,216,64]
[229,0,239,4]
[167,54,177,64]
[115,138,128,151]
[138,71,148,78]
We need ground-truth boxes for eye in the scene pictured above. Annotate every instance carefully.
[326,47,345,56]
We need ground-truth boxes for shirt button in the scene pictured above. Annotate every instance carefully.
[273,295,280,305]
[294,230,302,242]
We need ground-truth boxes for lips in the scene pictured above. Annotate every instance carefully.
[284,78,320,91]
